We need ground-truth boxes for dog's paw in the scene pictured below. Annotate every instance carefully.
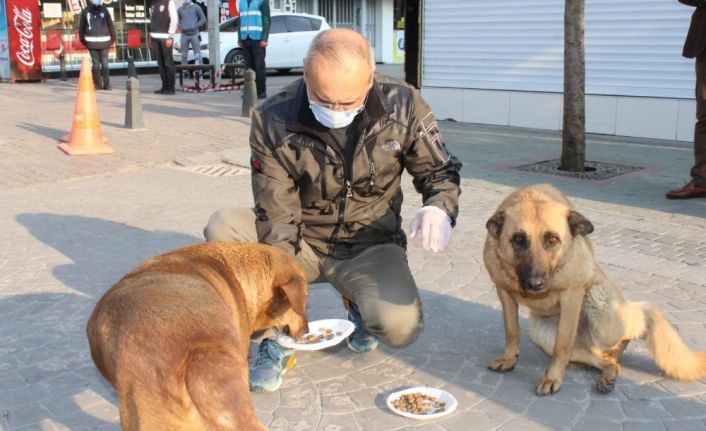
[488,355,518,373]
[596,376,616,393]
[536,377,562,395]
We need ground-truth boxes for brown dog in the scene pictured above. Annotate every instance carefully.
[484,184,706,395]
[87,241,309,430]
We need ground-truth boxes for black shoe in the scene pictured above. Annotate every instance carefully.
[154,88,165,94]
[103,83,112,91]
[258,93,267,99]
[162,88,176,95]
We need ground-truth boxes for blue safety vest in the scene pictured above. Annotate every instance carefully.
[239,0,264,40]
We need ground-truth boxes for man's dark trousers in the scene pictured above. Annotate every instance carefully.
[693,55,706,186]
[242,38,266,96]
[88,48,109,89]
[152,38,176,91]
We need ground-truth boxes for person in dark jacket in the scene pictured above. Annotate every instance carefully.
[79,0,115,90]
[237,0,270,99]
[669,0,706,198]
[204,29,462,393]
[149,0,178,94]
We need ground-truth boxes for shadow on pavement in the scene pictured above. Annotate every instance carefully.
[17,123,67,142]
[8,213,202,430]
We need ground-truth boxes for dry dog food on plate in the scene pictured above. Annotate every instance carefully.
[295,328,344,344]
[392,392,446,415]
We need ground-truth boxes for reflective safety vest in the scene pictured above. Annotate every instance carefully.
[239,0,264,41]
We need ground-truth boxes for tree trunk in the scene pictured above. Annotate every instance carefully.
[561,0,585,172]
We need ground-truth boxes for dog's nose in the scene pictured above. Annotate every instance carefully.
[525,276,545,291]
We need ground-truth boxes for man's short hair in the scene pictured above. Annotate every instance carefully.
[304,30,376,73]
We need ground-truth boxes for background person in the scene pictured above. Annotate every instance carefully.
[237,0,270,99]
[149,0,178,94]
[79,0,115,91]
[177,0,206,79]
[204,29,462,393]
[668,0,706,199]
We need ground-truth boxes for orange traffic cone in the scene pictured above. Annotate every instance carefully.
[59,56,114,155]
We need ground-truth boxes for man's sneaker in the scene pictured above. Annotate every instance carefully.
[346,302,379,353]
[249,338,296,393]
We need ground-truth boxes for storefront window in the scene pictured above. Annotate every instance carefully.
[39,0,154,71]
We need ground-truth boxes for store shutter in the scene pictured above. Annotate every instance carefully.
[422,0,694,99]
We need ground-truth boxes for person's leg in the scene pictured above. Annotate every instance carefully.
[180,33,189,68]
[204,207,323,392]
[100,49,110,90]
[89,49,102,89]
[204,208,321,282]
[252,41,267,97]
[693,55,706,186]
[152,39,167,92]
[190,34,201,65]
[163,39,176,92]
[322,243,422,349]
[242,39,255,70]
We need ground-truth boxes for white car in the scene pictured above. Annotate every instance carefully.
[174,12,330,74]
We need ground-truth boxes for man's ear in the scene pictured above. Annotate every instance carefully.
[486,210,505,239]
[278,273,308,315]
[568,210,594,237]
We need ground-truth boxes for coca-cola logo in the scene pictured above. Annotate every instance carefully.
[13,6,35,67]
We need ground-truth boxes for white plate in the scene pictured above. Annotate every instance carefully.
[386,387,458,420]
[275,319,355,351]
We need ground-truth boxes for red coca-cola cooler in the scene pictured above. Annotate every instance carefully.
[0,0,42,82]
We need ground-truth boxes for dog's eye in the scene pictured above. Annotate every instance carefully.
[511,234,527,247]
[546,234,560,246]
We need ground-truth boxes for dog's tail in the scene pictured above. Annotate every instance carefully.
[184,347,267,431]
[636,303,706,381]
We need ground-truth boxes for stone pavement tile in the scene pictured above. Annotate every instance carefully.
[437,399,517,430]
[622,399,675,420]
[583,399,626,421]
[315,413,362,431]
[0,385,50,410]
[523,396,585,429]
[572,416,623,431]
[660,397,706,419]
[623,422,667,431]
[2,403,53,429]
[665,420,706,431]
[0,373,26,392]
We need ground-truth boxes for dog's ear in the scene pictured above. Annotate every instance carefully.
[278,272,308,315]
[486,211,505,239]
[568,210,594,237]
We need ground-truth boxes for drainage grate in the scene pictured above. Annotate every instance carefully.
[176,163,246,177]
[515,159,643,180]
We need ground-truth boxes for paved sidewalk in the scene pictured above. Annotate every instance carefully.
[0,71,705,431]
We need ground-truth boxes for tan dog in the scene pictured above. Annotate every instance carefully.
[484,184,706,395]
[87,241,309,430]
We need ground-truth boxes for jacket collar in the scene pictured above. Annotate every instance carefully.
[285,75,392,134]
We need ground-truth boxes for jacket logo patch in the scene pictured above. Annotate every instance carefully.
[251,157,263,173]
[159,4,165,12]
[382,140,401,153]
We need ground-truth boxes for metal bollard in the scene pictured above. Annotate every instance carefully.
[241,69,257,118]
[127,55,138,79]
[125,77,145,129]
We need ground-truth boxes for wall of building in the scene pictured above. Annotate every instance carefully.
[420,0,697,142]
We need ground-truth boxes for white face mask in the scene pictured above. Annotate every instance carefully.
[308,98,365,129]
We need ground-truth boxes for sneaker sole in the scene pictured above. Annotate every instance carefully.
[346,339,379,354]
